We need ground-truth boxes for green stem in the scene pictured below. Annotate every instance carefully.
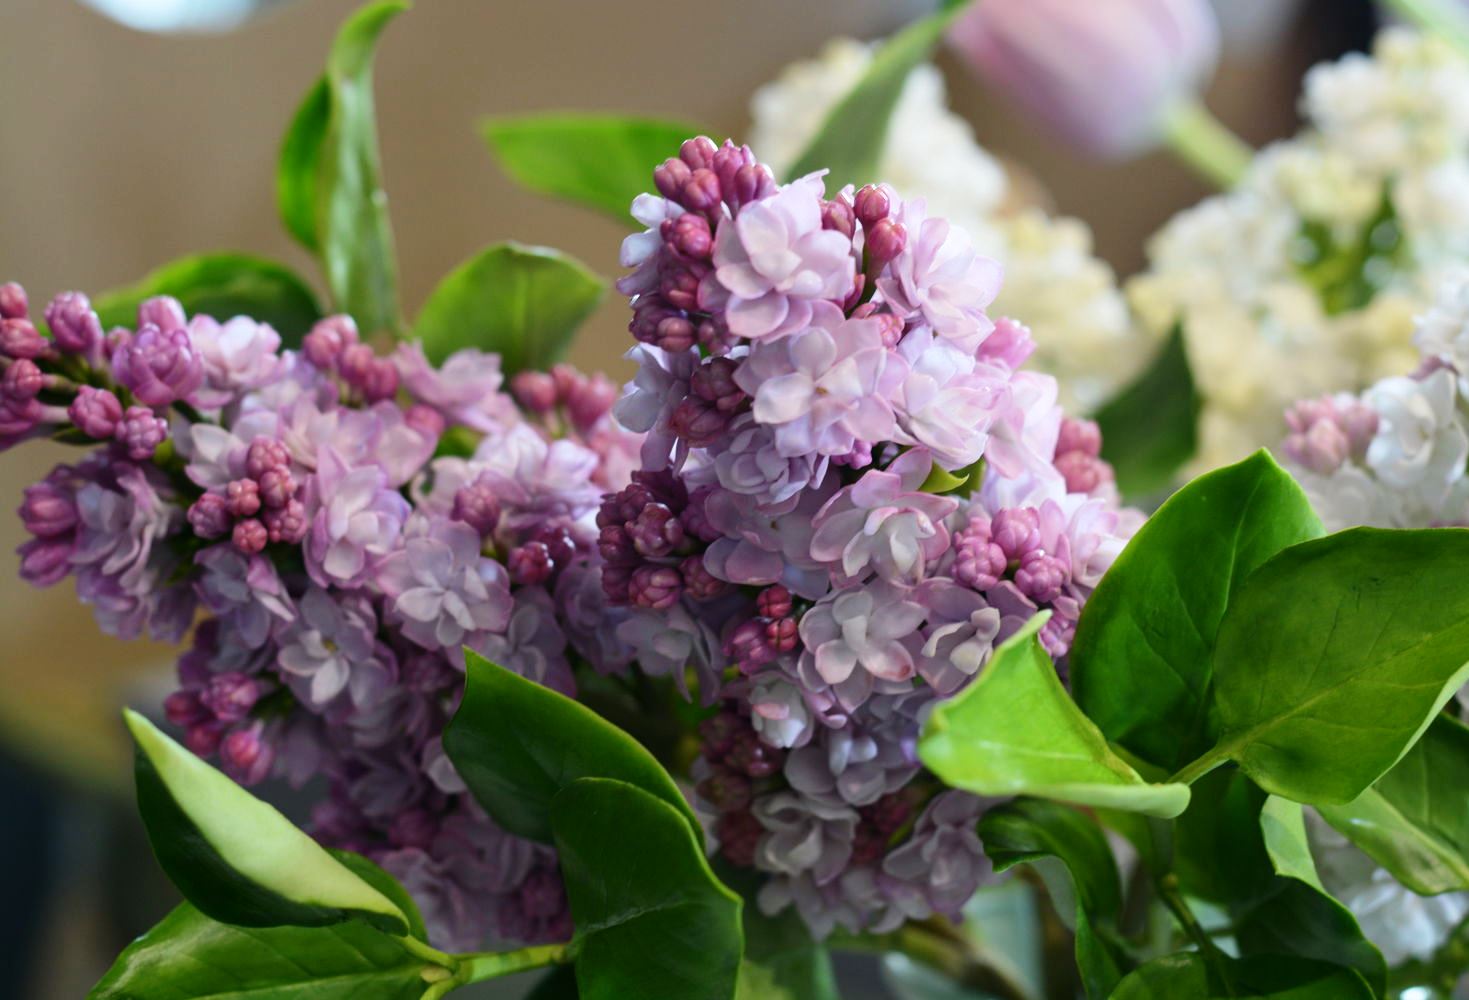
[1157,874,1234,987]
[395,934,457,969]
[1160,101,1252,190]
[836,920,1036,1000]
[461,943,571,984]
[1167,747,1228,787]
[1381,0,1469,54]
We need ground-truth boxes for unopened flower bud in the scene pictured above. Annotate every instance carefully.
[854,185,890,227]
[68,385,123,439]
[226,478,261,518]
[116,406,169,461]
[188,493,231,539]
[2,358,43,401]
[201,671,262,724]
[45,292,103,356]
[679,135,718,170]
[302,315,358,370]
[19,479,77,538]
[654,157,693,201]
[0,318,46,359]
[262,499,308,545]
[232,518,268,554]
[628,565,682,610]
[258,467,296,508]
[865,220,907,270]
[0,282,28,321]
[510,371,558,414]
[451,482,501,535]
[508,541,554,586]
[821,197,856,238]
[137,296,187,332]
[245,437,291,479]
[220,723,274,785]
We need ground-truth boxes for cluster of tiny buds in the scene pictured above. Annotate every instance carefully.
[853,184,908,296]
[302,315,399,403]
[597,472,724,609]
[165,669,273,783]
[653,136,777,220]
[697,709,785,868]
[669,356,749,447]
[1053,417,1115,495]
[725,585,800,674]
[954,507,1069,604]
[188,437,305,553]
[510,364,618,437]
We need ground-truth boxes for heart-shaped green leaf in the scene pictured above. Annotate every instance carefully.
[125,709,408,933]
[1109,952,1374,999]
[415,242,605,373]
[442,651,697,843]
[1318,714,1469,895]
[482,114,706,223]
[1071,450,1323,772]
[919,613,1191,818]
[1205,528,1469,804]
[552,777,743,1000]
[1093,323,1201,501]
[277,0,404,335]
[784,3,968,189]
[91,253,323,345]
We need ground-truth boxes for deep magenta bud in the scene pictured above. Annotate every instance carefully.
[854,185,891,227]
[0,283,28,321]
[232,518,268,554]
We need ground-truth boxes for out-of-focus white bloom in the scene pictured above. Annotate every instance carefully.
[1134,29,1469,475]
[748,38,1148,414]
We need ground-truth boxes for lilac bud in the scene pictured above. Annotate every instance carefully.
[680,487,721,543]
[628,565,682,610]
[220,723,273,785]
[628,502,685,558]
[600,563,632,605]
[699,711,741,758]
[710,141,756,193]
[948,0,1220,158]
[680,554,728,601]
[716,810,762,868]
[821,197,856,238]
[45,292,103,356]
[670,213,713,259]
[164,690,209,728]
[564,372,617,433]
[404,403,446,440]
[0,396,43,438]
[669,395,728,447]
[729,163,776,209]
[226,478,261,518]
[597,524,637,567]
[256,467,295,508]
[725,618,776,673]
[531,523,577,567]
[232,518,269,554]
[654,157,693,201]
[854,185,891,227]
[697,766,753,812]
[186,723,223,758]
[2,358,43,402]
[111,324,204,407]
[361,358,399,403]
[508,542,555,586]
[991,508,1041,560]
[690,357,745,411]
[338,342,375,387]
[1015,550,1068,604]
[137,296,187,332]
[19,479,77,538]
[1339,402,1379,456]
[262,499,308,545]
[0,318,46,360]
[116,406,169,461]
[1056,417,1103,458]
[954,527,1006,590]
[510,371,558,414]
[660,266,702,312]
[0,282,28,321]
[756,585,793,620]
[188,493,232,539]
[17,537,73,586]
[302,315,359,369]
[201,671,262,724]
[1055,450,1114,494]
[764,616,798,653]
[864,220,907,270]
[679,135,718,170]
[681,169,723,213]
[726,727,783,778]
[68,385,123,439]
[451,482,501,535]
[245,437,291,479]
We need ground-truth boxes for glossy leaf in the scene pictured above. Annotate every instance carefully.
[785,4,967,189]
[552,778,743,1000]
[1172,769,1274,906]
[1109,952,1373,999]
[91,252,323,345]
[1071,451,1323,771]
[414,242,605,373]
[526,965,581,999]
[978,799,1126,998]
[125,710,408,933]
[330,849,428,942]
[919,614,1191,818]
[482,113,704,222]
[442,651,697,843]
[277,0,404,334]
[1209,528,1469,804]
[89,901,440,1000]
[1318,714,1469,895]
[1093,324,1201,500]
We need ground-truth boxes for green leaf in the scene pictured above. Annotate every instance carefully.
[124,710,408,933]
[89,901,441,1000]
[1109,952,1374,999]
[1258,797,1326,891]
[1318,714,1469,895]
[785,4,967,189]
[1172,769,1275,907]
[277,0,405,334]
[442,651,698,843]
[482,113,705,223]
[552,777,743,1000]
[526,965,581,999]
[330,850,428,942]
[1207,528,1469,804]
[919,613,1191,818]
[979,799,1126,999]
[91,252,323,346]
[1071,450,1323,772]
[415,242,605,373]
[1093,324,1201,500]
[718,863,837,1000]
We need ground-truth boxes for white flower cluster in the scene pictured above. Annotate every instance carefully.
[1132,28,1469,475]
[748,38,1141,414]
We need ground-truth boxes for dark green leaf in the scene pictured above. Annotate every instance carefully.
[552,778,743,1000]
[1093,324,1201,500]
[1208,528,1469,804]
[718,863,837,1000]
[125,710,408,933]
[526,965,581,999]
[1109,951,1374,998]
[415,242,605,373]
[278,77,331,252]
[1318,714,1469,895]
[442,651,697,843]
[979,799,1126,998]
[89,901,440,1000]
[1172,769,1274,907]
[482,114,705,222]
[1071,450,1323,772]
[91,252,323,345]
[329,850,428,942]
[785,4,967,189]
[919,613,1191,818]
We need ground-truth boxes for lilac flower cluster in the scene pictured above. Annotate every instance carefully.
[605,139,1142,937]
[3,281,640,950]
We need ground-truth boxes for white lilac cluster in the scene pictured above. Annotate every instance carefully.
[1131,28,1469,475]
[748,38,1142,414]
[603,135,1142,938]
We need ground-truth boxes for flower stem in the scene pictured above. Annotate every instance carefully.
[1381,0,1469,55]
[1167,746,1228,787]
[837,919,1036,1000]
[1161,101,1252,190]
[461,943,571,984]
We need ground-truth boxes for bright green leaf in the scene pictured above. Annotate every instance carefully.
[442,651,697,843]
[482,113,705,223]
[1318,714,1469,895]
[278,77,331,252]
[91,252,323,345]
[1208,528,1469,805]
[1109,951,1374,999]
[785,4,968,189]
[125,709,408,933]
[1093,324,1201,500]
[89,901,440,1000]
[1259,797,1326,891]
[552,778,743,1000]
[1071,450,1323,772]
[919,614,1191,818]
[415,242,605,373]
[330,849,428,942]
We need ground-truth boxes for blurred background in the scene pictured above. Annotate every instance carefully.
[0,0,1384,995]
